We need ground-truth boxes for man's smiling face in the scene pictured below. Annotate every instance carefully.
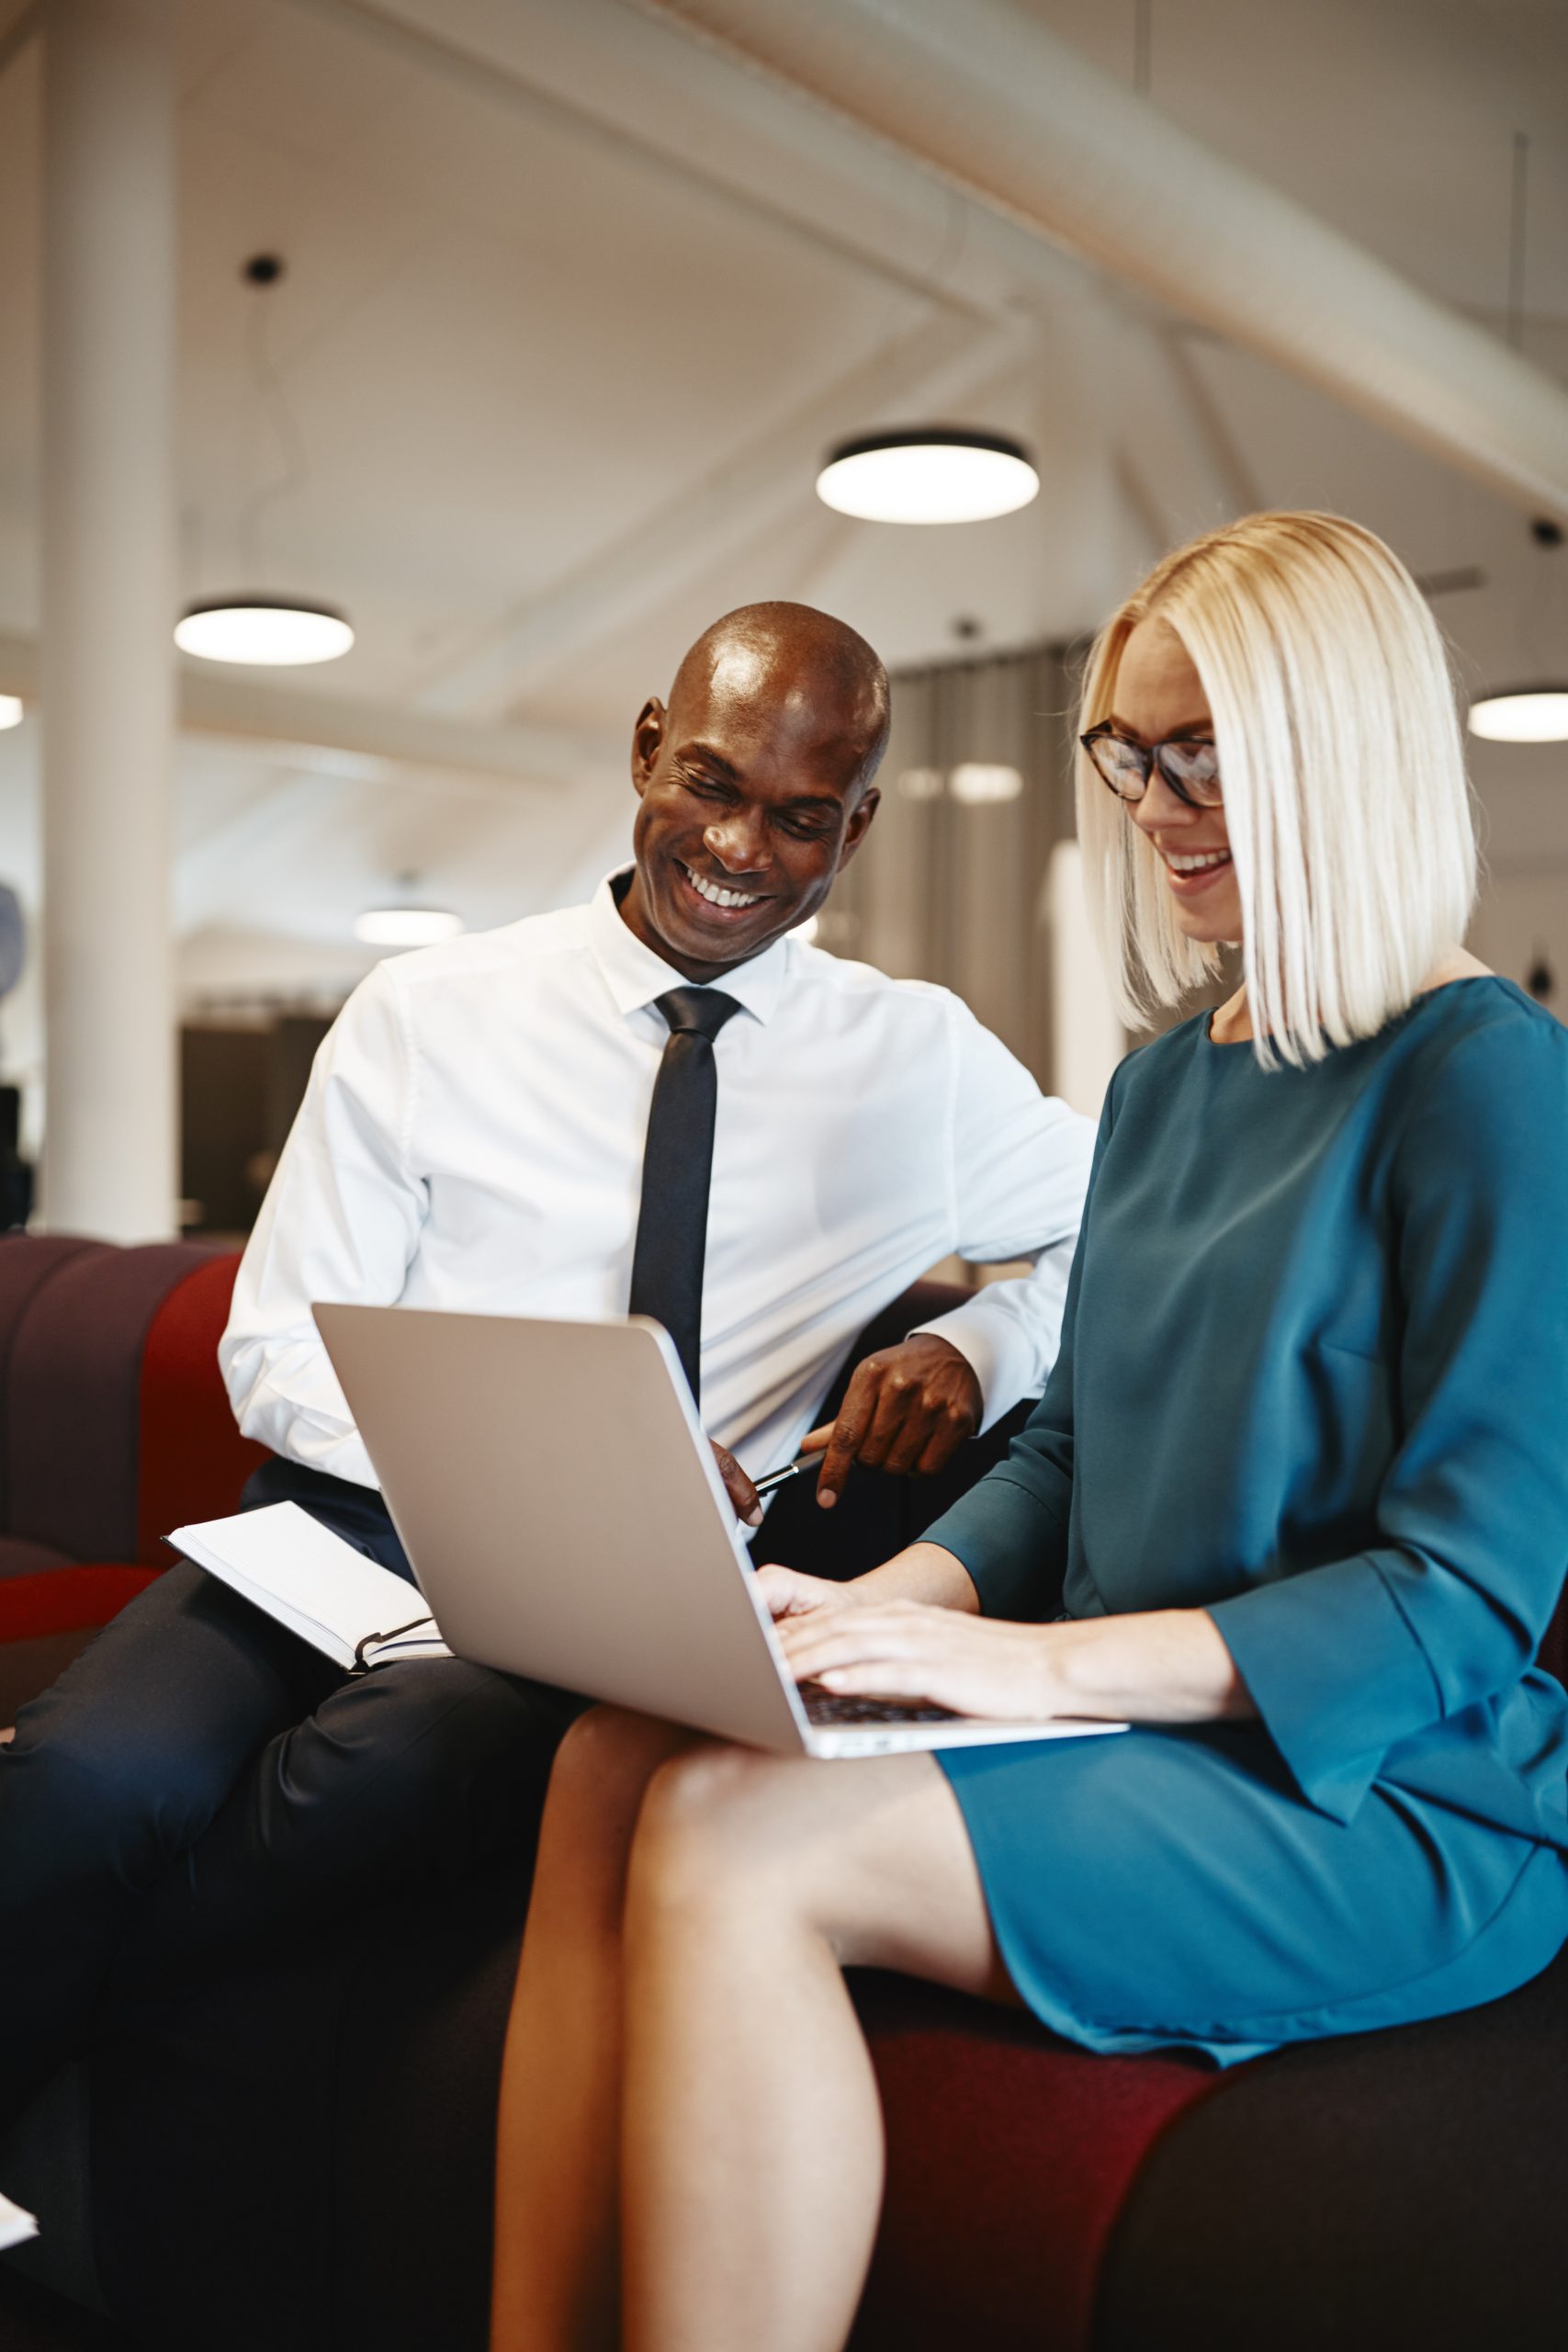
[618,610,886,984]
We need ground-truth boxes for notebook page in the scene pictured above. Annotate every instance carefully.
[166,1503,447,1672]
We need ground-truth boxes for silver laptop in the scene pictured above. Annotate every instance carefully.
[313,1304,1124,1760]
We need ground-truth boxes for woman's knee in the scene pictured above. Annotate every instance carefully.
[546,1705,694,1836]
[629,1743,816,1917]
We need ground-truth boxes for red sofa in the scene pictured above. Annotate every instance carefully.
[1,1233,1565,2352]
[0,1235,265,1728]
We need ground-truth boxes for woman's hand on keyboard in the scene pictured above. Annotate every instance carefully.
[773,1600,1066,1723]
[775,1601,1255,1727]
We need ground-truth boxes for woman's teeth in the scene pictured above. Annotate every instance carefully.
[1166,850,1231,876]
[683,864,763,910]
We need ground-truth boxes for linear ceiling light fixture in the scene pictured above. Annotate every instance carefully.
[355,905,465,948]
[1467,686,1568,744]
[816,427,1039,525]
[950,761,1024,804]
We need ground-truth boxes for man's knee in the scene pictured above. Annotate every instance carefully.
[316,1657,569,1783]
[0,1708,223,1894]
[263,1661,574,1872]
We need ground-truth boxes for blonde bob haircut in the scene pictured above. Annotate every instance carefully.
[1077,511,1477,1068]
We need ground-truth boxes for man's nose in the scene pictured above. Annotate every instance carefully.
[703,813,768,872]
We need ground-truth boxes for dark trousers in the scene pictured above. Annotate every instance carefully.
[0,1457,580,2124]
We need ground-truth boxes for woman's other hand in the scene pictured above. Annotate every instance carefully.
[776,1600,1067,1722]
[752,1564,866,1621]
[754,1542,980,1626]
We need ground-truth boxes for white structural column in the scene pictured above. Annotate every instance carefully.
[40,0,176,1240]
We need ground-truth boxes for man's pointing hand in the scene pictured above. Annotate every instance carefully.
[799,1333,983,1509]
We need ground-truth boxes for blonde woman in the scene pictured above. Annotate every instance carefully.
[490,513,1568,2352]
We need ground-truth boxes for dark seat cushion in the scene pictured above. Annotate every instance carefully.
[1098,1941,1568,2349]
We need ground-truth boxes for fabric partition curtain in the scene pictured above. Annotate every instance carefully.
[827,642,1093,1099]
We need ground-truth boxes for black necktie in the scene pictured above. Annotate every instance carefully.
[627,987,742,1407]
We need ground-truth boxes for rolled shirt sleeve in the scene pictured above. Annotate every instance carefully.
[219,964,427,1489]
[912,998,1096,1430]
[1208,1012,1568,1823]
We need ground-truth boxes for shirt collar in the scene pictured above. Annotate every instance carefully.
[585,867,790,1027]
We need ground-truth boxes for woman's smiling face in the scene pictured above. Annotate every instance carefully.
[1111,617,1243,948]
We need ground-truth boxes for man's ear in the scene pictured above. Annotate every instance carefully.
[835,784,881,872]
[631,697,666,796]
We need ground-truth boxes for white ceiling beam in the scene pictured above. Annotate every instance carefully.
[416,309,1033,722]
[290,0,1087,328]
[0,629,619,789]
[173,769,336,933]
[632,0,1568,526]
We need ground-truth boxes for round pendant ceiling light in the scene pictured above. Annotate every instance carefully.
[355,906,464,948]
[176,258,355,669]
[816,427,1039,526]
[0,695,23,730]
[1467,686,1568,743]
[175,597,355,667]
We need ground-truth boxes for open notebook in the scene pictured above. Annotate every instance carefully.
[166,1502,453,1673]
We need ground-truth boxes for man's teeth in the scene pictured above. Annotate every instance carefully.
[686,865,763,910]
[1167,850,1232,875]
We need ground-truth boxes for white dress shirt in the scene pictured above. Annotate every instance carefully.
[220,873,1095,1492]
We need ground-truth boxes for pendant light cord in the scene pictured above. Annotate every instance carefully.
[237,273,313,582]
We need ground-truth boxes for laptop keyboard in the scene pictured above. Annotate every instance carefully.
[800,1681,957,1727]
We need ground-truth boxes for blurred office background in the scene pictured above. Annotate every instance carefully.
[0,0,1564,1242]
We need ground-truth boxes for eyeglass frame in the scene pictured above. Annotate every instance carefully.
[1078,720,1223,810]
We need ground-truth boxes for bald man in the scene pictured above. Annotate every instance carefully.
[0,604,1091,2122]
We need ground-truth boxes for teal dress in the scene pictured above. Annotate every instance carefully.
[928,978,1568,2065]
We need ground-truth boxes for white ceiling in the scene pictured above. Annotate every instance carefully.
[0,0,1565,1054]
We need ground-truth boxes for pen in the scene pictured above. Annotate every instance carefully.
[751,1453,823,1498]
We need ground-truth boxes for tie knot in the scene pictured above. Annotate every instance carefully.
[654,987,742,1045]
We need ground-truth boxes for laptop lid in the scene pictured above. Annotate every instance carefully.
[312,1304,808,1754]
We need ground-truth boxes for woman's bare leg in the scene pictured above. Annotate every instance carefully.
[490,1704,694,2352]
[620,1745,1010,2352]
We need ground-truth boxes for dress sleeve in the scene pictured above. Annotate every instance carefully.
[1209,1007,1568,1824]
[908,996,1096,1430]
[218,963,427,1488]
[919,1069,1122,1619]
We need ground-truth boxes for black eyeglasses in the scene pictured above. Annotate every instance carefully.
[1080,722,1222,809]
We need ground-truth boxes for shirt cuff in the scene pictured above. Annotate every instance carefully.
[1207,1557,1440,1824]
[909,1298,1037,1434]
[242,1385,382,1493]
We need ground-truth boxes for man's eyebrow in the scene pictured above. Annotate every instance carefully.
[1105,713,1213,740]
[779,790,844,815]
[674,740,740,780]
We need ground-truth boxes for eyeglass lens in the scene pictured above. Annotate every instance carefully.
[1087,731,1222,807]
